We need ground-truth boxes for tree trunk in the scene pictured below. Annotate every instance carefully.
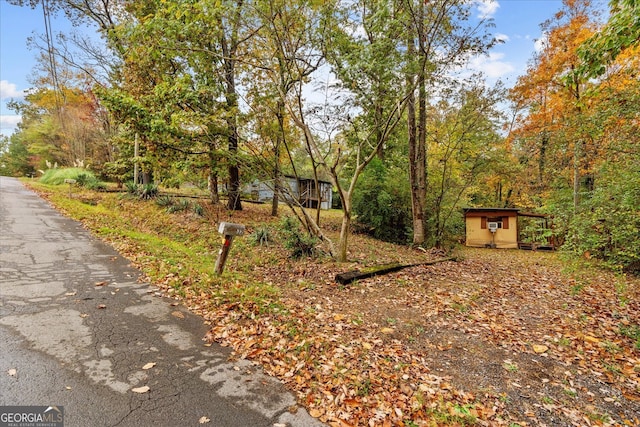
[272,100,286,216]
[337,207,351,262]
[271,143,280,216]
[573,139,582,211]
[225,78,242,211]
[208,173,219,204]
[407,24,426,245]
[221,7,242,212]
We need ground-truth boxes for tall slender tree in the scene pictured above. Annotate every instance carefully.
[402,0,497,245]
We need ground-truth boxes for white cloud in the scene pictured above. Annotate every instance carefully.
[534,32,548,53]
[0,114,22,136]
[495,33,509,43]
[476,0,499,19]
[469,52,515,79]
[1,80,25,100]
[1,115,22,130]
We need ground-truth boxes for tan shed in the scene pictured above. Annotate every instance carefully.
[463,208,520,249]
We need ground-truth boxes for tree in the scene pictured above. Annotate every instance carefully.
[402,0,497,245]
[509,0,640,271]
[427,80,507,247]
[576,0,640,77]
[0,134,34,176]
[283,0,410,261]
[244,0,324,217]
[8,80,109,171]
[509,0,598,211]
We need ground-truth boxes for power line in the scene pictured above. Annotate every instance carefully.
[42,0,64,112]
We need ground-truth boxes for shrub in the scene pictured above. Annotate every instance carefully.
[139,183,159,200]
[39,168,106,191]
[279,216,318,259]
[155,195,174,208]
[192,203,204,216]
[40,168,91,185]
[561,164,640,274]
[167,199,191,213]
[250,226,272,246]
[352,158,412,245]
[125,181,140,195]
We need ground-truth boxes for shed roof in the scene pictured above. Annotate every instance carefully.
[463,207,520,214]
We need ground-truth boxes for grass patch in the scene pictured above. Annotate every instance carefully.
[618,323,640,350]
[25,181,248,306]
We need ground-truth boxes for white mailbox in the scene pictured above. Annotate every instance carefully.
[488,222,499,233]
[215,222,245,275]
[218,222,245,236]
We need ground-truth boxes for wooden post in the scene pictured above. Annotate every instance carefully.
[64,178,76,198]
[214,222,245,275]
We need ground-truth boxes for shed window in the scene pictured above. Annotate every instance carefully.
[481,216,509,229]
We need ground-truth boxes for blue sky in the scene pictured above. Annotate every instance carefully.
[0,0,594,137]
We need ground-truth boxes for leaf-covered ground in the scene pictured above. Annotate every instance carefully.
[30,185,640,426]
[209,250,640,426]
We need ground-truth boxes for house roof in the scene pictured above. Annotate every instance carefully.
[463,207,550,219]
[284,175,332,185]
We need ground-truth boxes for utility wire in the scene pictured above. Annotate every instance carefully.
[42,0,64,114]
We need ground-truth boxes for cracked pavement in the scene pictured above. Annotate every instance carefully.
[0,176,324,427]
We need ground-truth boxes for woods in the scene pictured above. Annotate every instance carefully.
[2,0,639,271]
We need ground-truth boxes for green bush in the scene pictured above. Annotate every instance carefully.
[155,195,174,208]
[139,183,159,200]
[562,164,640,274]
[192,202,204,216]
[125,181,140,195]
[279,216,317,259]
[250,226,272,246]
[40,168,90,185]
[352,158,412,245]
[124,181,160,200]
[39,168,106,191]
[167,199,191,213]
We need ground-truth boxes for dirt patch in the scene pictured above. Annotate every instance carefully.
[255,248,640,426]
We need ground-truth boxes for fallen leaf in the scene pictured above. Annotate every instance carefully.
[64,292,77,296]
[80,313,89,318]
[533,344,549,354]
[381,327,394,334]
[132,386,150,393]
[95,281,107,286]
[7,368,16,377]
[142,362,156,370]
[583,335,600,344]
[97,304,107,309]
[198,416,210,424]
[362,342,372,350]
[309,408,322,418]
[172,311,185,319]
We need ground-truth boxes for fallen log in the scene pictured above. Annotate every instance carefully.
[335,256,454,285]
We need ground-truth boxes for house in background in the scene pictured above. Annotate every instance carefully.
[463,207,554,250]
[463,208,520,249]
[247,176,333,210]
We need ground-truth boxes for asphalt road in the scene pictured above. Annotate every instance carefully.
[0,176,323,427]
